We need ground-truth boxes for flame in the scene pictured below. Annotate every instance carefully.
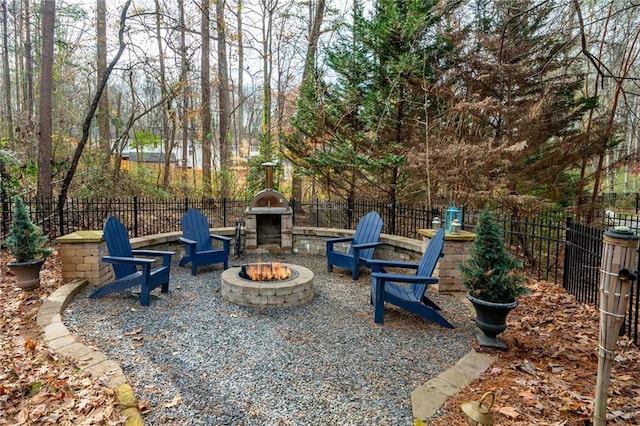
[247,261,291,281]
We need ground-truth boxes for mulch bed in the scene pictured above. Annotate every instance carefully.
[0,249,124,425]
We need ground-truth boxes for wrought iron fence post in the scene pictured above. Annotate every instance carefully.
[133,196,139,237]
[290,199,296,225]
[315,198,319,227]
[347,197,353,229]
[223,198,227,227]
[58,194,65,237]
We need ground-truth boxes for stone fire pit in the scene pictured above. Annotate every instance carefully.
[221,263,314,308]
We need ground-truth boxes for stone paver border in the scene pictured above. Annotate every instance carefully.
[37,280,144,426]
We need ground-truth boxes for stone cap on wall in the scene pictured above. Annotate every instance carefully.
[418,229,476,242]
[55,230,103,243]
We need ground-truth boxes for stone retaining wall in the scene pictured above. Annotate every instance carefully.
[56,226,469,293]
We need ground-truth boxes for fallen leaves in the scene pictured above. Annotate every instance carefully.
[0,249,125,425]
[430,280,640,425]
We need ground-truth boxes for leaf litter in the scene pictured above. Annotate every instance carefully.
[0,249,125,425]
[3,249,640,425]
[430,280,640,425]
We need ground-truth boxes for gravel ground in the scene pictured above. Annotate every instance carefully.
[64,253,475,425]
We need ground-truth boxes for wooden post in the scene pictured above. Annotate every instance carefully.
[594,228,639,426]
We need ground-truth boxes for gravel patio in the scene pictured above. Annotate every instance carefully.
[64,253,475,425]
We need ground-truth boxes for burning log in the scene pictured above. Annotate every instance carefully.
[240,262,292,281]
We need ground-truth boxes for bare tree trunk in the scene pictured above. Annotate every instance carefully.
[291,0,325,204]
[97,0,111,165]
[23,0,34,142]
[37,0,55,201]
[235,0,244,157]
[217,0,231,197]
[201,0,212,193]
[260,0,274,159]
[155,0,174,189]
[57,0,132,212]
[179,0,189,171]
[2,0,15,150]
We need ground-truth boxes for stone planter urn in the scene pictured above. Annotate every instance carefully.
[467,293,517,351]
[7,258,46,291]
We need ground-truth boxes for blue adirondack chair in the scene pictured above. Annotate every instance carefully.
[369,228,454,328]
[326,211,384,280]
[178,208,231,275]
[90,216,174,306]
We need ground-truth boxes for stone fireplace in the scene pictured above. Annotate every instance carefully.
[244,163,293,253]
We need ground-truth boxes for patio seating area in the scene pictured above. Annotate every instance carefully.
[64,253,475,424]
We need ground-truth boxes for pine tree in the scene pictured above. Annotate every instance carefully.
[289,0,450,202]
[5,197,53,263]
[459,207,528,303]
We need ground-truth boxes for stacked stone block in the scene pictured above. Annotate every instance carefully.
[418,229,475,293]
[56,231,113,287]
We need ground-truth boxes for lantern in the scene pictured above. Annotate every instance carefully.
[452,218,462,234]
[432,216,441,230]
[445,205,462,233]
[460,391,495,425]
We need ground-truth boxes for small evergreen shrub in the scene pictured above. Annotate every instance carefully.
[459,207,529,303]
[5,197,53,263]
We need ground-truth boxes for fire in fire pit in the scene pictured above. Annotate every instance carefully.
[239,262,292,281]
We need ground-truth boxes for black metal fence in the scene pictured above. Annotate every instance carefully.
[564,217,640,345]
[7,195,640,343]
[1,196,565,282]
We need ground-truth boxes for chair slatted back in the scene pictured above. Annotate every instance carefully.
[412,228,445,300]
[103,216,137,279]
[181,209,213,252]
[350,211,383,260]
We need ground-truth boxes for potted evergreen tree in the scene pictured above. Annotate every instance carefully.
[5,197,53,290]
[459,207,529,350]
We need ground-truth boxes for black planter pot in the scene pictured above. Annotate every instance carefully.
[467,292,517,351]
[7,258,46,291]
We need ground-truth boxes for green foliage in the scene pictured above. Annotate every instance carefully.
[132,130,161,151]
[28,381,43,396]
[290,0,449,201]
[5,197,53,263]
[0,150,22,198]
[459,207,528,303]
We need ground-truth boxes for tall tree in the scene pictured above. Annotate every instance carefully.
[23,0,34,144]
[57,0,133,212]
[572,0,640,222]
[260,0,274,159]
[1,0,15,150]
[154,0,176,189]
[96,0,111,163]
[201,0,212,193]
[441,1,592,212]
[37,0,55,201]
[235,0,244,156]
[216,0,231,196]
[178,0,189,171]
[287,0,325,203]
[293,0,446,204]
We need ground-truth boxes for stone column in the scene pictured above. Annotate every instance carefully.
[56,231,113,287]
[418,229,475,293]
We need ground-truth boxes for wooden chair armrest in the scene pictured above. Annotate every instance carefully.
[352,241,382,250]
[369,259,419,272]
[178,237,197,246]
[132,249,175,257]
[371,272,439,284]
[102,255,155,265]
[326,236,355,244]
